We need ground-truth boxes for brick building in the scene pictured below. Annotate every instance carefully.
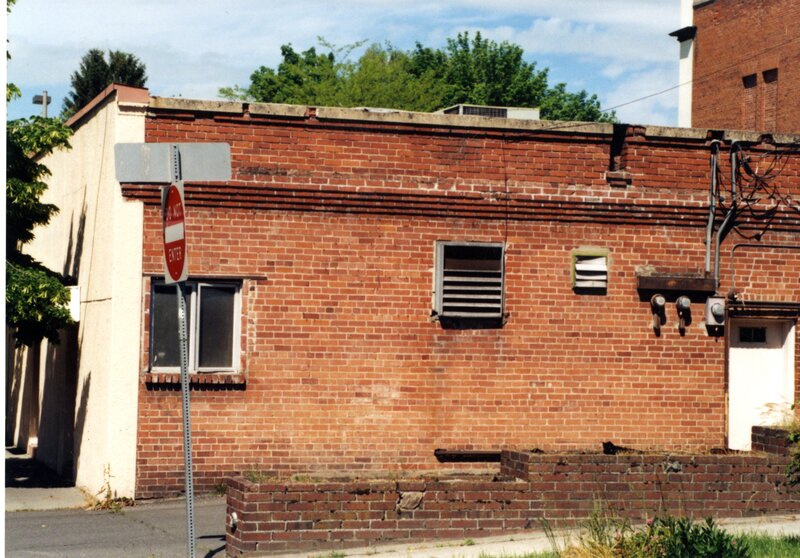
[673,0,800,132]
[7,85,800,499]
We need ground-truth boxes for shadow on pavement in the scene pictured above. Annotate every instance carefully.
[5,447,75,488]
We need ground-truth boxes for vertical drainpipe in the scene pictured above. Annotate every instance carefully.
[705,140,720,276]
[714,142,742,289]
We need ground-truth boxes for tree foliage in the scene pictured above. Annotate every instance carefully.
[6,86,74,346]
[61,48,147,118]
[221,32,614,122]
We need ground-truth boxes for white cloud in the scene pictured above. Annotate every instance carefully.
[7,0,681,124]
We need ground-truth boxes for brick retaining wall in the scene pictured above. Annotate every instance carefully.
[225,428,800,556]
[752,425,794,456]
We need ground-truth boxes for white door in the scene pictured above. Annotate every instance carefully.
[728,319,795,450]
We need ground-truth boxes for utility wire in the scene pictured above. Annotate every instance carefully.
[598,34,800,116]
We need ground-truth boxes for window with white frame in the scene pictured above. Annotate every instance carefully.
[150,280,241,372]
[433,241,505,327]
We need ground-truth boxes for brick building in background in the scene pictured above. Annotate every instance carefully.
[7,84,800,499]
[673,0,800,132]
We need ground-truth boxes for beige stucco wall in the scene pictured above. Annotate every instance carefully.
[25,93,146,497]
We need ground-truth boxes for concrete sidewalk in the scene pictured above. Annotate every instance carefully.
[268,514,800,558]
[5,448,89,512]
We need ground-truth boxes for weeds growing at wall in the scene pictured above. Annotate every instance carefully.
[778,403,800,487]
[543,506,749,558]
[91,464,134,512]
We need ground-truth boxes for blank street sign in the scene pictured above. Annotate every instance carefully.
[115,143,232,183]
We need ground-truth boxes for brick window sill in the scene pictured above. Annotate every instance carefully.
[143,372,246,389]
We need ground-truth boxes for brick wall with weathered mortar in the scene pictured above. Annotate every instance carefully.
[128,100,800,498]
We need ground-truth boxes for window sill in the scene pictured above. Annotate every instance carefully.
[143,372,246,390]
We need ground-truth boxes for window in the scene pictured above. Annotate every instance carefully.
[762,68,778,130]
[150,280,241,372]
[739,326,767,344]
[433,241,504,328]
[742,73,757,130]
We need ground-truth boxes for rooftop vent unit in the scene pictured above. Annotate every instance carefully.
[437,104,540,121]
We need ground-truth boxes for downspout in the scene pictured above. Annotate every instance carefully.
[713,142,742,289]
[705,140,721,276]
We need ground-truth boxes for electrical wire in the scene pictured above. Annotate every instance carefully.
[720,143,800,240]
[598,35,800,117]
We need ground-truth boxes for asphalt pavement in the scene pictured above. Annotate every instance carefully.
[5,448,226,557]
[5,495,228,558]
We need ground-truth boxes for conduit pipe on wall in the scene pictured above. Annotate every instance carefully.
[714,142,742,288]
[705,140,721,276]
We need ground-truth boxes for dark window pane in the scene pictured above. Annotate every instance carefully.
[740,326,767,344]
[151,284,190,368]
[198,285,235,368]
[444,244,503,271]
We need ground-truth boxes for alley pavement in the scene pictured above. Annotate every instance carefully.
[5,448,226,557]
[6,496,227,558]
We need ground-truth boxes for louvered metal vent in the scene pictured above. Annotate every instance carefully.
[573,254,608,292]
[436,242,504,318]
[437,104,540,120]
[460,105,508,118]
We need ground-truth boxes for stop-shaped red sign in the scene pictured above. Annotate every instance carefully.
[162,183,188,284]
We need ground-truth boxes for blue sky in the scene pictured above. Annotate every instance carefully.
[7,0,681,124]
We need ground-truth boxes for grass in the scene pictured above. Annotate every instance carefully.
[740,533,800,558]
[477,552,558,558]
[475,533,800,558]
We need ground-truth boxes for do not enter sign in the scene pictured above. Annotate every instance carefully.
[162,183,188,284]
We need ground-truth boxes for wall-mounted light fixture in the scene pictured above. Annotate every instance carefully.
[676,296,692,333]
[651,293,666,332]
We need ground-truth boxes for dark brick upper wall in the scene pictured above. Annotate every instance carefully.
[693,0,800,133]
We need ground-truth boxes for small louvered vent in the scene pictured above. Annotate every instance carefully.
[462,106,507,118]
[573,253,609,292]
[438,104,539,120]
[436,243,504,318]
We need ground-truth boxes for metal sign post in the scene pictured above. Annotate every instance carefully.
[115,141,230,558]
[162,145,195,558]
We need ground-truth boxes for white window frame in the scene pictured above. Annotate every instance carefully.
[149,279,242,373]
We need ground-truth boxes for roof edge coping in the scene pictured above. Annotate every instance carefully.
[148,97,242,114]
[248,102,308,118]
[314,106,614,135]
[66,83,149,129]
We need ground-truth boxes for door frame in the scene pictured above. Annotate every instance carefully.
[725,309,797,449]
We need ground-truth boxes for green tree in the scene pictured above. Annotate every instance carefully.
[61,48,147,118]
[540,83,609,122]
[439,32,549,109]
[7,86,74,346]
[221,32,614,123]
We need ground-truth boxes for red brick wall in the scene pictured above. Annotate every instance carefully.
[130,107,800,498]
[226,449,800,555]
[751,425,793,455]
[693,0,800,133]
